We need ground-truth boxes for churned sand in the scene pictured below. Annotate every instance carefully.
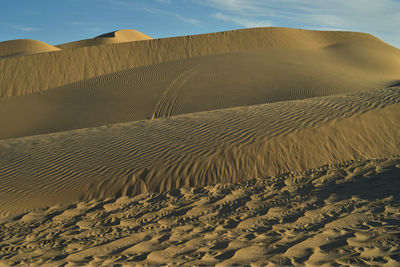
[0,27,399,265]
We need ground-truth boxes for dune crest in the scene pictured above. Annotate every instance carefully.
[0,39,60,58]
[56,29,152,50]
[96,29,153,41]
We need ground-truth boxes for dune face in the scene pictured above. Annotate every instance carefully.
[1,31,400,139]
[0,39,60,58]
[0,27,399,265]
[1,27,399,97]
[0,87,399,216]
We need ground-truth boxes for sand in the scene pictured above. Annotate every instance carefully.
[0,27,399,265]
[1,157,399,265]
[56,29,153,50]
[0,39,60,58]
[1,27,400,97]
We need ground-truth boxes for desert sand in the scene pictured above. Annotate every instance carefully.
[56,29,153,50]
[0,39,60,58]
[0,27,399,265]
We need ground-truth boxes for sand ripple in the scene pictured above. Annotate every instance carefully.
[0,157,398,265]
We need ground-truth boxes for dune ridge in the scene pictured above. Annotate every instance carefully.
[1,27,399,97]
[56,29,152,50]
[96,29,153,41]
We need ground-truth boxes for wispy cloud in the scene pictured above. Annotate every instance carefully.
[156,0,171,4]
[144,7,200,25]
[1,21,41,32]
[213,13,272,28]
[19,27,39,32]
[100,0,142,10]
[195,0,400,47]
[68,21,83,26]
[104,0,199,25]
[87,27,102,33]
[12,25,40,32]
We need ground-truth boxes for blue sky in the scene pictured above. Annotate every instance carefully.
[1,0,399,47]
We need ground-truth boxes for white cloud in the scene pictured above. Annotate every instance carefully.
[213,13,272,28]
[144,7,200,25]
[156,0,171,3]
[88,27,102,33]
[108,0,199,25]
[68,21,83,26]
[14,26,40,32]
[173,13,200,25]
[195,0,400,47]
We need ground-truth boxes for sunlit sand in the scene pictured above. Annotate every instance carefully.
[0,27,399,265]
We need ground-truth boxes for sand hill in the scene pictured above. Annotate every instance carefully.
[56,29,153,50]
[1,28,399,139]
[0,39,60,58]
[0,27,399,265]
[1,27,399,97]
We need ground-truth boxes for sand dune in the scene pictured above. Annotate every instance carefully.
[1,27,399,97]
[0,87,398,217]
[56,29,152,50]
[0,27,399,265]
[1,41,399,139]
[0,39,60,58]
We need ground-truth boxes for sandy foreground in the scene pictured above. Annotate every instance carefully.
[0,27,399,265]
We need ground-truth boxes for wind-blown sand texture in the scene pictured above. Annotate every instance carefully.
[0,157,399,265]
[0,27,399,265]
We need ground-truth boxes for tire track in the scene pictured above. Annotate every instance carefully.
[151,66,199,119]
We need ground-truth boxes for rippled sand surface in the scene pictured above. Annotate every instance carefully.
[0,27,399,265]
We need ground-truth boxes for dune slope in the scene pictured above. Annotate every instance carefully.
[0,87,398,217]
[1,43,399,139]
[1,27,399,97]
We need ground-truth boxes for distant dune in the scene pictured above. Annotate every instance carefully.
[0,27,399,265]
[1,28,400,139]
[56,29,153,50]
[0,39,60,58]
[1,27,399,97]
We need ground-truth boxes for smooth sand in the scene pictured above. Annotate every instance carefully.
[0,39,60,58]
[0,27,399,265]
[56,29,153,50]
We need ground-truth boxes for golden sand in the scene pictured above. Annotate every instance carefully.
[0,27,399,265]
